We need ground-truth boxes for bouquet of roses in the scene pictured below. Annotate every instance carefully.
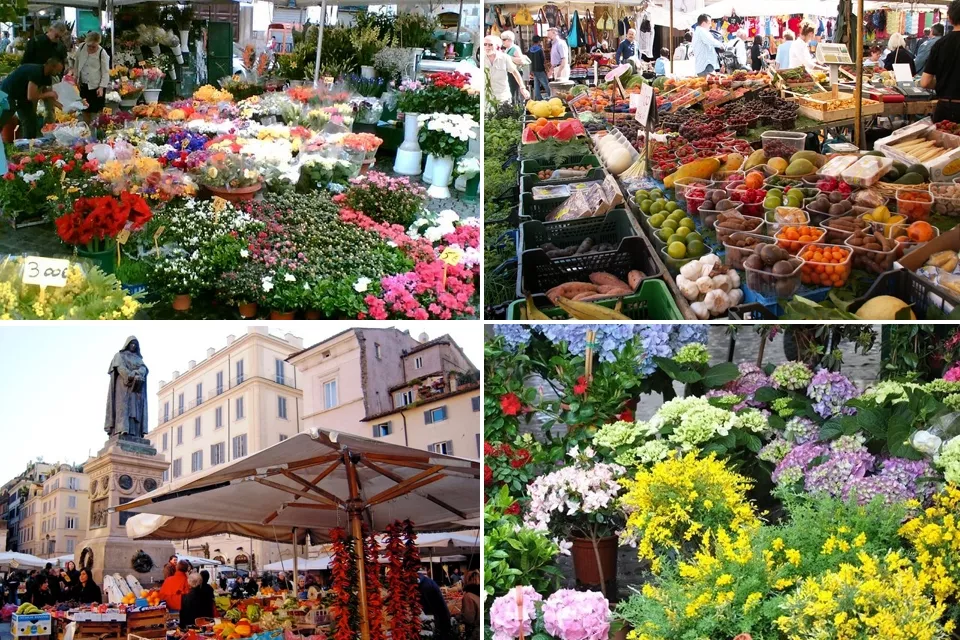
[132,62,166,89]
[55,193,152,252]
[342,132,383,157]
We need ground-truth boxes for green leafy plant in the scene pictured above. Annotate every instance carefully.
[114,257,151,285]
[392,13,437,49]
[354,24,384,68]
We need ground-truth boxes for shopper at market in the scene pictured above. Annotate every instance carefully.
[71,32,110,127]
[159,560,191,611]
[6,572,20,604]
[915,28,931,54]
[916,23,944,74]
[59,560,80,600]
[500,31,527,104]
[750,35,765,71]
[674,32,693,61]
[483,35,529,105]
[547,27,570,81]
[788,24,824,74]
[46,567,62,603]
[199,571,215,606]
[417,569,451,640]
[616,28,637,65]
[29,576,55,608]
[460,570,480,640]
[692,14,722,76]
[863,45,883,68]
[528,35,550,100]
[774,30,794,70]
[654,47,670,75]
[76,569,102,605]
[725,29,748,71]
[276,571,293,592]
[230,575,247,598]
[22,22,68,65]
[0,57,64,139]
[920,0,960,121]
[883,33,916,75]
[0,32,10,54]
[179,572,215,628]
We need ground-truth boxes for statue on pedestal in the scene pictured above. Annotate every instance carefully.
[105,336,149,439]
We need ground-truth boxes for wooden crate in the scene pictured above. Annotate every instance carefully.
[73,621,124,640]
[796,92,884,122]
[126,609,166,640]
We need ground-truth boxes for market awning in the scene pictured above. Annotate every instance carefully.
[125,513,319,544]
[115,429,481,533]
[175,554,224,567]
[0,552,49,570]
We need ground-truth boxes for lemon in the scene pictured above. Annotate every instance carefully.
[667,241,687,259]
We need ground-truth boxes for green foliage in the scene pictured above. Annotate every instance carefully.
[484,336,535,444]
[392,13,437,49]
[483,104,523,309]
[520,138,591,165]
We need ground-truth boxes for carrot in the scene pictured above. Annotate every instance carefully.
[589,272,631,289]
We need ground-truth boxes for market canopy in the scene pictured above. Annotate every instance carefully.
[115,429,481,533]
[0,552,49,570]
[125,513,318,544]
[175,554,224,567]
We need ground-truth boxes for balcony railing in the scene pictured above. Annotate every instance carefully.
[158,376,298,422]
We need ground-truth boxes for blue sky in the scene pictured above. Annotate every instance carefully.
[0,322,481,473]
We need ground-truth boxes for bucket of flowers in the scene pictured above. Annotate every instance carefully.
[54,192,153,275]
[417,113,478,198]
[191,150,264,203]
[111,65,144,107]
[342,132,383,172]
[133,61,166,104]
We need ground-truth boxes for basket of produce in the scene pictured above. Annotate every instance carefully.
[518,236,662,298]
[930,182,960,215]
[795,92,883,122]
[844,229,898,274]
[507,279,682,320]
[520,167,607,193]
[798,243,854,288]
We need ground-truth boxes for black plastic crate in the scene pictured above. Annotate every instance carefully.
[519,209,637,256]
[520,168,607,194]
[519,156,600,176]
[519,191,568,224]
[850,269,955,319]
[518,235,663,298]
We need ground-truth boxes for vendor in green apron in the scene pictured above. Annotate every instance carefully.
[0,58,64,138]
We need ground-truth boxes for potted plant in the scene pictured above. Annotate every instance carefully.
[342,133,383,173]
[217,242,265,318]
[191,151,263,202]
[262,270,304,319]
[0,153,63,227]
[354,25,383,78]
[417,112,477,199]
[54,193,153,275]
[114,256,151,296]
[523,455,626,597]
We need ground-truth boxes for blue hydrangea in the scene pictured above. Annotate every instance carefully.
[494,324,532,351]
[807,369,859,419]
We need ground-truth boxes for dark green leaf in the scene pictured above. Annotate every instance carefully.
[753,386,784,402]
[653,356,703,384]
[819,419,845,441]
[702,362,741,388]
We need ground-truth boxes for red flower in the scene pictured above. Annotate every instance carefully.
[514,448,532,466]
[574,376,589,395]
[484,465,493,484]
[618,408,634,422]
[34,153,46,163]
[504,502,521,516]
[3,173,12,181]
[500,392,523,416]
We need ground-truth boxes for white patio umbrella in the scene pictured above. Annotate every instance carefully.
[116,429,480,640]
[0,552,49,570]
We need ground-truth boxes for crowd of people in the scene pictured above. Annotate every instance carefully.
[0,21,113,140]
[2,561,102,606]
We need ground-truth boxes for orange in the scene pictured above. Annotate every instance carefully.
[907,221,935,243]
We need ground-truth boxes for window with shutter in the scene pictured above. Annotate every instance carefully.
[424,410,433,424]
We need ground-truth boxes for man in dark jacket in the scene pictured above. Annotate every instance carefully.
[528,36,550,100]
[22,22,68,65]
[417,570,451,640]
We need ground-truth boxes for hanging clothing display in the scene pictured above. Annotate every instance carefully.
[637,11,654,58]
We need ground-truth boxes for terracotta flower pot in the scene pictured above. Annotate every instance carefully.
[172,294,192,311]
[270,310,296,320]
[204,183,262,203]
[238,302,258,318]
[304,310,322,320]
[570,536,618,594]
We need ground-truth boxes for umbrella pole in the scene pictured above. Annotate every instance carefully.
[345,452,371,640]
[293,527,298,593]
[314,0,327,87]
[854,0,864,148]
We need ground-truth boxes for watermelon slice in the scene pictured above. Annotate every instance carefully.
[521,126,539,144]
[537,121,560,140]
[554,126,575,142]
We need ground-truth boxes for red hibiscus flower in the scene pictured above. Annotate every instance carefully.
[504,502,521,516]
[500,392,523,416]
[574,376,589,395]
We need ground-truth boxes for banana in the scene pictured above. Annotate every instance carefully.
[525,295,551,320]
[556,296,630,320]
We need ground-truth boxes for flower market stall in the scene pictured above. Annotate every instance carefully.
[484,46,960,321]
[0,65,480,319]
[485,322,960,640]
[117,430,481,640]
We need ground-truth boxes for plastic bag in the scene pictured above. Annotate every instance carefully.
[910,411,960,455]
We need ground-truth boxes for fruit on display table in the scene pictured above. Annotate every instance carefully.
[847,229,897,273]
[647,208,706,261]
[715,211,763,244]
[896,190,934,220]
[799,244,852,287]
[527,98,567,118]
[675,254,743,319]
[664,157,721,188]
[775,225,825,254]
[895,220,936,244]
[807,192,855,218]
[595,133,635,175]
[764,187,809,210]
[889,136,952,163]
[861,205,907,238]
[742,244,803,297]
[856,295,916,320]
[524,118,585,143]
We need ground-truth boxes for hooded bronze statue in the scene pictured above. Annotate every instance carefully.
[105,336,149,438]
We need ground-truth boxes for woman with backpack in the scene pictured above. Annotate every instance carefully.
[674,32,693,61]
[72,31,110,126]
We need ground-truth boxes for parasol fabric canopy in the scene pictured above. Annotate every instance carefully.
[0,551,49,570]
[174,554,224,567]
[125,513,318,544]
[115,430,481,534]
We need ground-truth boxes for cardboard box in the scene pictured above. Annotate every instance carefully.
[12,612,53,636]
[876,119,960,182]
[895,226,960,313]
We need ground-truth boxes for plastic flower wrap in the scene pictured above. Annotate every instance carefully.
[772,361,814,391]
[194,84,234,103]
[489,587,542,640]
[807,369,859,419]
[542,590,610,640]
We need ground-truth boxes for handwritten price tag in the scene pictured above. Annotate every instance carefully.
[22,256,70,288]
[439,247,462,266]
[116,229,131,245]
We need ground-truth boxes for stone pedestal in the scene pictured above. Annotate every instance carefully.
[76,435,174,587]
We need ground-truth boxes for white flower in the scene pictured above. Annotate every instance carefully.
[387,241,398,248]
[353,277,371,293]
[20,170,44,183]
[261,276,274,292]
[283,273,296,282]
[239,249,249,258]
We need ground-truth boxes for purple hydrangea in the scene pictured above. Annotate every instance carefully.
[494,325,532,351]
[804,436,874,496]
[784,416,819,444]
[718,363,773,409]
[772,441,829,485]
[807,369,859,419]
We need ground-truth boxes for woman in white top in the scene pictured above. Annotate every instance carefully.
[483,35,529,105]
[788,23,824,74]
[72,31,110,125]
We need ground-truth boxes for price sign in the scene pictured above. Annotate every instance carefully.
[439,247,462,266]
[103,107,112,115]
[635,84,655,127]
[22,256,70,288]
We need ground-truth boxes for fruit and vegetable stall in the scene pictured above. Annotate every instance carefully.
[484,72,960,321]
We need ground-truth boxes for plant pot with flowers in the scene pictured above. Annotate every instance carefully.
[417,113,478,199]
[262,270,305,319]
[192,151,264,202]
[54,193,154,276]
[219,250,267,318]
[132,61,166,104]
[522,449,626,598]
[342,132,383,174]
[111,65,144,107]
[393,79,426,175]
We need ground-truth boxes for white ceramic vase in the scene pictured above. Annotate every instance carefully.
[427,155,454,199]
[393,113,422,175]
[360,65,375,79]
[150,44,161,56]
[422,153,435,184]
[180,30,190,50]
[143,89,161,104]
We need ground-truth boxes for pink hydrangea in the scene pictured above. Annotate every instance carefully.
[489,587,542,640]
[945,364,960,382]
[542,590,611,640]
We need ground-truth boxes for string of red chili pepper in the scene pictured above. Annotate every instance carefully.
[384,521,409,640]
[363,525,386,640]
[402,520,423,636]
[329,527,359,640]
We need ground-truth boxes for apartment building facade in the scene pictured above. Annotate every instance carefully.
[288,329,481,459]
[146,327,305,569]
[34,464,88,558]
[2,462,54,553]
